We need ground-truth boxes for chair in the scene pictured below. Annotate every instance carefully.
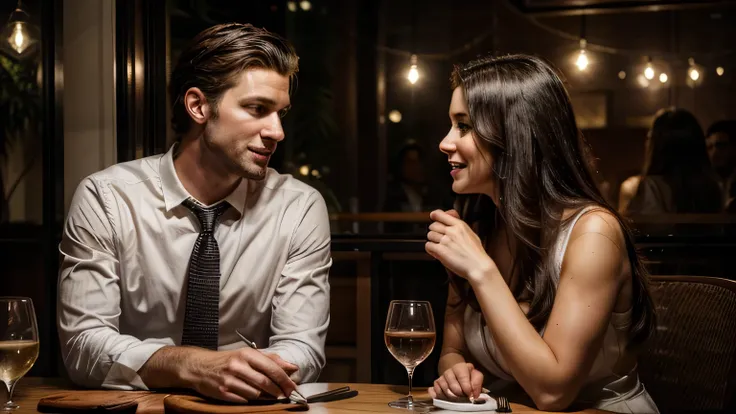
[639,276,736,413]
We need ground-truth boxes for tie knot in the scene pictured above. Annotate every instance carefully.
[183,199,230,233]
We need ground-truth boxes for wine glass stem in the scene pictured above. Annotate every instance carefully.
[406,368,415,404]
[3,379,19,410]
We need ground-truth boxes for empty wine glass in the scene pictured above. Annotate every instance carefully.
[0,298,39,411]
[384,300,436,411]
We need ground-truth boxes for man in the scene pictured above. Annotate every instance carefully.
[705,120,736,209]
[58,23,331,403]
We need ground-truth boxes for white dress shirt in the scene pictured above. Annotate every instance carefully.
[58,146,332,390]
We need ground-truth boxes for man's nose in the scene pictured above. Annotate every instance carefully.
[262,113,285,142]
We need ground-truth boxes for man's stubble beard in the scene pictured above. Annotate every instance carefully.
[220,147,268,181]
[202,129,268,181]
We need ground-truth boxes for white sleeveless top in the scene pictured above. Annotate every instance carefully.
[463,207,659,413]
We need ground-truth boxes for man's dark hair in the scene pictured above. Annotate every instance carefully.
[706,120,736,142]
[169,23,299,136]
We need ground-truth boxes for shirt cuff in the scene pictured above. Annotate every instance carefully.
[101,342,169,390]
[261,343,317,383]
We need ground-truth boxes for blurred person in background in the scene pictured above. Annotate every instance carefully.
[383,141,447,234]
[621,108,721,215]
[705,120,736,210]
[384,141,432,213]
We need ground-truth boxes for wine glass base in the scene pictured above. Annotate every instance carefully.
[388,397,434,411]
[1,402,19,411]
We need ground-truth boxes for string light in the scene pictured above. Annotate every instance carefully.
[299,0,312,11]
[689,68,700,81]
[503,0,730,64]
[360,1,730,86]
[638,60,651,88]
[8,22,29,54]
[1,1,37,58]
[388,110,402,123]
[687,57,703,87]
[407,54,419,85]
[575,39,589,71]
[644,62,655,80]
[659,73,668,84]
[368,2,731,87]
[287,1,297,12]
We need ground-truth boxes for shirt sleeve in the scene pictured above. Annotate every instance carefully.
[261,190,332,383]
[57,178,171,390]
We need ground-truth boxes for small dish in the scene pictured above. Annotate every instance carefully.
[432,393,498,412]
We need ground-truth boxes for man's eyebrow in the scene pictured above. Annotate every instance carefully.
[238,96,278,106]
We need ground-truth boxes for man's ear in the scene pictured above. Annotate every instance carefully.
[184,87,211,125]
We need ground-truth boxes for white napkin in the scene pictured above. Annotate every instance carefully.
[432,393,498,412]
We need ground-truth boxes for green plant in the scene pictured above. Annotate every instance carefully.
[0,54,41,223]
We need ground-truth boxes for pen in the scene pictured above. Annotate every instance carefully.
[235,330,258,349]
[235,330,308,404]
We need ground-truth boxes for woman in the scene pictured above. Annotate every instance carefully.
[622,108,721,215]
[425,54,658,413]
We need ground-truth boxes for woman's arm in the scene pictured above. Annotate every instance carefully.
[470,212,627,411]
[431,281,484,400]
[438,282,468,373]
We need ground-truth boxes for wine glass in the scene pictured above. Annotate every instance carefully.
[384,300,436,411]
[0,298,39,411]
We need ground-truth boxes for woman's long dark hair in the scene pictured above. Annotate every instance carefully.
[449,54,655,349]
[631,108,721,213]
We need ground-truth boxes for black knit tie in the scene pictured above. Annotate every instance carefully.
[180,198,230,350]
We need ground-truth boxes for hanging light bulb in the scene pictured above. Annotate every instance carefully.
[575,39,589,71]
[408,65,419,84]
[0,1,38,59]
[689,68,700,81]
[407,54,419,85]
[618,71,627,80]
[637,60,650,88]
[9,22,29,54]
[575,51,589,71]
[659,73,668,84]
[388,110,402,123]
[716,67,725,76]
[687,58,702,87]
[644,64,655,80]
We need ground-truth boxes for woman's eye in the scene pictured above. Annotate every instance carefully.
[457,123,471,134]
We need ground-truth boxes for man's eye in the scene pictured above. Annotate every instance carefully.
[247,105,266,115]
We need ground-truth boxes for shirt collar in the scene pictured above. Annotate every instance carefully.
[159,144,249,216]
[224,177,249,216]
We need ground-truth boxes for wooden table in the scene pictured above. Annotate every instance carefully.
[10,377,607,413]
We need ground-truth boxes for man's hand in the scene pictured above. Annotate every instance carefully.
[182,347,299,403]
[140,346,299,403]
